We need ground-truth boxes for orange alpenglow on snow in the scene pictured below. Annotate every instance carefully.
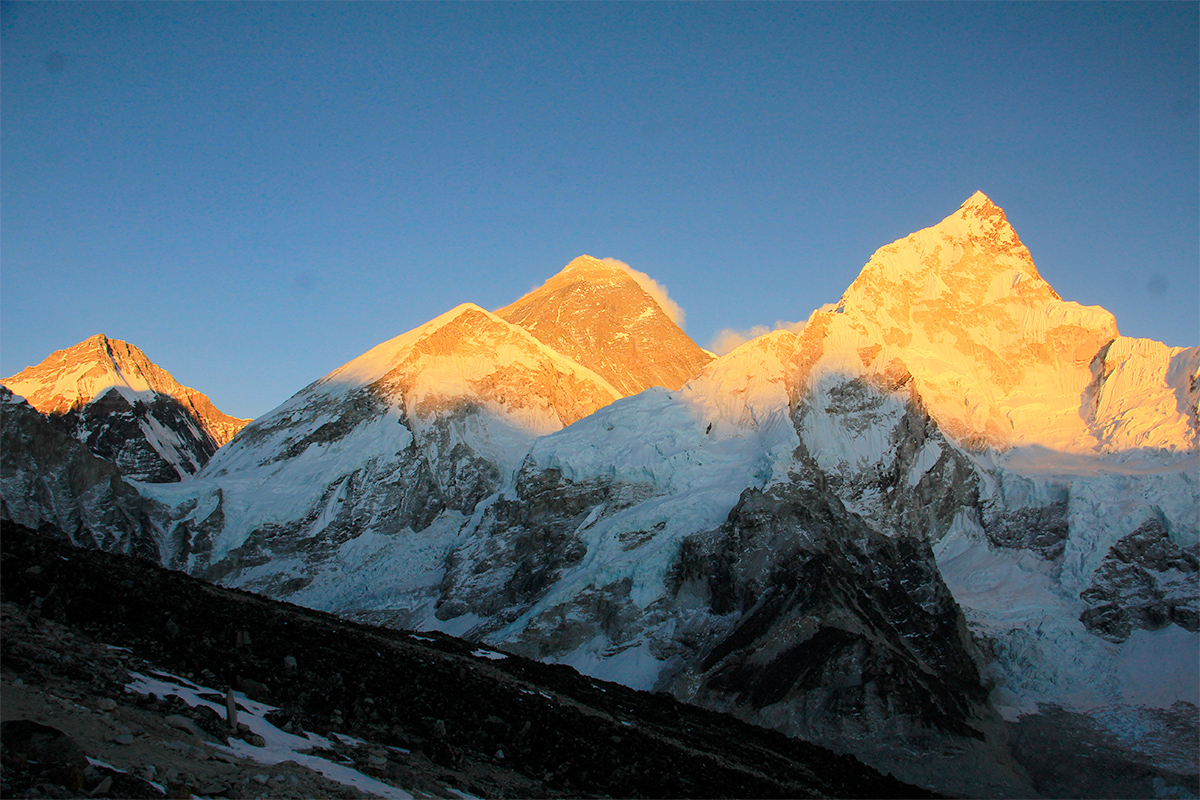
[2,334,249,446]
[739,191,1198,454]
[496,255,713,397]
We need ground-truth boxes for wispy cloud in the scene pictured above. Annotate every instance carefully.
[600,258,685,329]
[708,320,805,356]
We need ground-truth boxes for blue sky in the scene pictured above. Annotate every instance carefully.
[2,2,1196,419]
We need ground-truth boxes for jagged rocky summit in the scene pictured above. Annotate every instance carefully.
[2,335,248,482]
[3,196,1197,798]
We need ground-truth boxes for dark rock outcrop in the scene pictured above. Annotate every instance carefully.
[1080,514,1200,642]
[1,520,933,800]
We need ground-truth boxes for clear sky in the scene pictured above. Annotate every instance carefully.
[2,2,1196,419]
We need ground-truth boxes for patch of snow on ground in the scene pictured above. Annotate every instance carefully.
[470,648,507,661]
[125,671,414,800]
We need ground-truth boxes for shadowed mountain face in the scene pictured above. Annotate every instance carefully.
[0,387,160,559]
[2,198,1196,798]
[1,520,933,800]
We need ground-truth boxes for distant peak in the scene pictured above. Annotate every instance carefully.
[441,301,490,319]
[558,255,629,279]
[960,190,995,210]
[937,190,1021,245]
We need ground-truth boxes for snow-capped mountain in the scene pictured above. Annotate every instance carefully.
[826,190,1197,455]
[2,335,249,481]
[495,255,713,395]
[3,198,1196,797]
[146,300,640,589]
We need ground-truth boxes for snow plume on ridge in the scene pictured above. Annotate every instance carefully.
[600,258,686,329]
[709,320,806,355]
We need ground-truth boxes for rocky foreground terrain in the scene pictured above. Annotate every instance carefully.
[0,521,930,799]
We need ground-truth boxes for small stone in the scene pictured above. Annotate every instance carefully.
[87,775,113,797]
[252,774,269,785]
[12,678,24,688]
[283,655,297,673]
[113,734,134,745]
[95,698,117,712]
[164,715,204,738]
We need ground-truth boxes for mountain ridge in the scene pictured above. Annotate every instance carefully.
[2,195,1195,798]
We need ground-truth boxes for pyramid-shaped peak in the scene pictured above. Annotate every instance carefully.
[562,255,622,274]
[960,190,995,210]
[941,190,1016,239]
[550,255,641,288]
[2,334,247,445]
[496,257,712,396]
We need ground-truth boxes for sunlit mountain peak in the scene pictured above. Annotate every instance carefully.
[2,334,247,446]
[496,257,712,396]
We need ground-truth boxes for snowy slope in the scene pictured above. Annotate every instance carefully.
[8,200,1195,798]
[410,194,1197,794]
[826,191,1191,455]
[140,303,625,597]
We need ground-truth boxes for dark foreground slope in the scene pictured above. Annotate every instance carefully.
[0,522,932,799]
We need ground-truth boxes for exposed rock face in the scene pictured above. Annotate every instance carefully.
[2,335,249,481]
[982,500,1070,560]
[669,481,989,743]
[0,387,160,560]
[1080,515,1200,642]
[496,256,713,396]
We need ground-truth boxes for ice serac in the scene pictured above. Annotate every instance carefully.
[145,303,623,595]
[1,335,250,481]
[496,256,713,396]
